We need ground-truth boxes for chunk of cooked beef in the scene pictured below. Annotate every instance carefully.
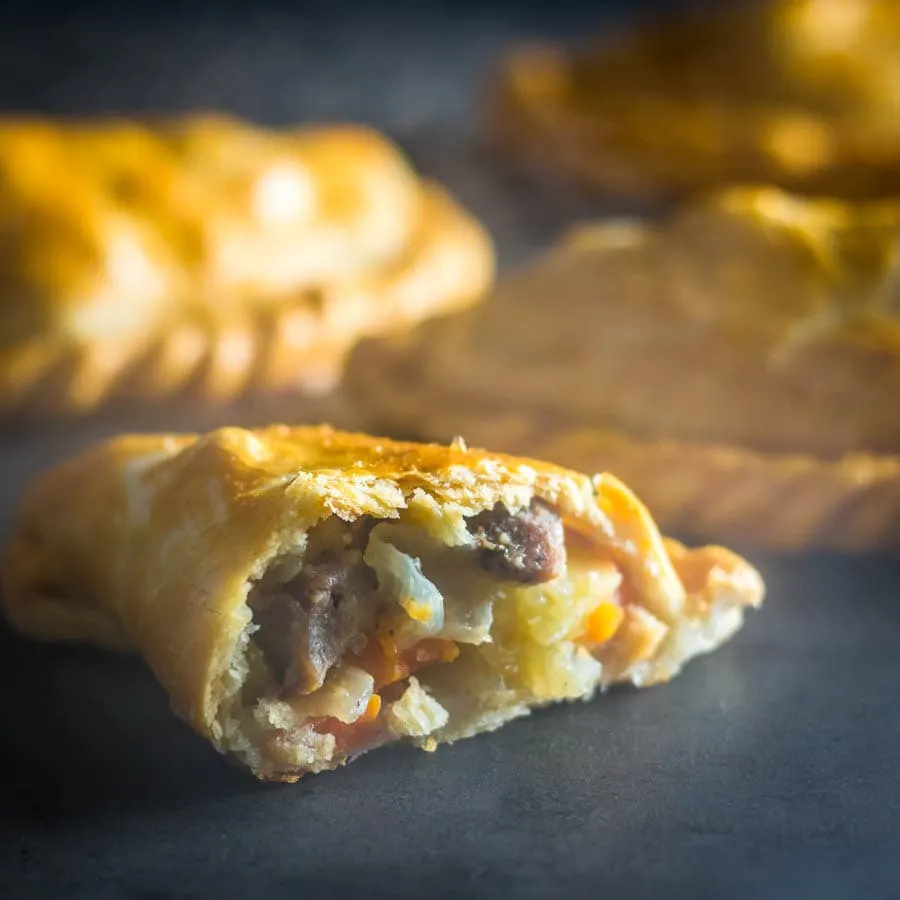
[250,601,308,689]
[466,500,566,585]
[251,550,377,695]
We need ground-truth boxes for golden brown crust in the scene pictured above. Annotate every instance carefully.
[2,425,762,773]
[489,0,900,199]
[0,116,494,416]
[344,187,900,553]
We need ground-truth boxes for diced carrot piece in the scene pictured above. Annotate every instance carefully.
[584,602,625,645]
[361,693,382,722]
[346,637,400,688]
[348,635,458,689]
[377,635,406,684]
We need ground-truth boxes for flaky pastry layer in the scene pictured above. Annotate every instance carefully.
[2,426,762,781]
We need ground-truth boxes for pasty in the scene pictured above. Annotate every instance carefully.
[490,0,900,199]
[1,425,763,781]
[346,187,900,552]
[0,115,493,415]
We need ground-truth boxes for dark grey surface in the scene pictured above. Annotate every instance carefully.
[1,2,899,898]
[3,542,900,900]
[0,0,668,268]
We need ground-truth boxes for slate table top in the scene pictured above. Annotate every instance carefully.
[0,2,898,898]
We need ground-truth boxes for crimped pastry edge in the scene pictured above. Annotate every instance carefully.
[0,184,494,419]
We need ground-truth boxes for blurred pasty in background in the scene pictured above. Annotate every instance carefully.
[2,425,762,781]
[490,0,900,200]
[346,187,900,553]
[0,115,493,416]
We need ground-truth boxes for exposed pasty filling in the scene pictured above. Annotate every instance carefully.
[230,500,651,778]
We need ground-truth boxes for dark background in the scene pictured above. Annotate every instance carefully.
[0,0,716,267]
[1,1,899,898]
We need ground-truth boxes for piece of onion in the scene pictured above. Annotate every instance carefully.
[364,529,445,643]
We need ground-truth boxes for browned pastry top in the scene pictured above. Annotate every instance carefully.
[493,0,900,198]
[0,114,422,347]
[0,114,495,415]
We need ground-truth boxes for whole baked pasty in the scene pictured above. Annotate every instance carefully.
[1,425,763,782]
[490,0,900,199]
[346,187,900,553]
[0,115,492,415]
